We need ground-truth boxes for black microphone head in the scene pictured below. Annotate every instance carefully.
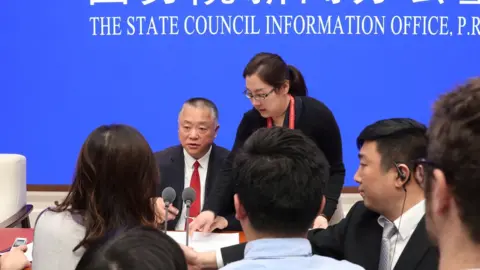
[162,187,176,204]
[182,187,196,204]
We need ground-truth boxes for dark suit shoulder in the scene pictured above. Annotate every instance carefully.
[154,145,182,163]
[307,200,375,245]
[212,144,230,159]
[348,200,368,214]
[345,200,380,222]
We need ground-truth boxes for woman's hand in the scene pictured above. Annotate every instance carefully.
[0,246,31,270]
[153,197,179,225]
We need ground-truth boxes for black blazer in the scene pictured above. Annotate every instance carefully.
[154,144,241,231]
[204,96,346,219]
[221,201,439,270]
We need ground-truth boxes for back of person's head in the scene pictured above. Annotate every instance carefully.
[75,226,187,270]
[233,127,328,236]
[356,118,427,181]
[426,78,480,244]
[243,52,307,96]
[53,124,159,250]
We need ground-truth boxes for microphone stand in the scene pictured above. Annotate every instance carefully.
[164,201,170,234]
[185,200,192,246]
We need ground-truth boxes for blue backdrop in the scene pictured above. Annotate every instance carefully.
[2,0,479,186]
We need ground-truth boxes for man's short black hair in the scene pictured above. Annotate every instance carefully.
[183,97,219,121]
[356,118,427,172]
[233,127,328,236]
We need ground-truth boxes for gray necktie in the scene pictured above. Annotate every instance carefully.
[378,220,398,270]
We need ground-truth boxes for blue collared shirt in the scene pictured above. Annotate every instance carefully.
[222,238,365,270]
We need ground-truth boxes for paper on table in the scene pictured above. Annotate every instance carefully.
[0,242,33,262]
[25,242,33,261]
[167,231,239,252]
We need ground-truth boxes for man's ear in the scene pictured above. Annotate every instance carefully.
[394,163,411,189]
[281,80,290,95]
[415,164,426,189]
[234,194,247,220]
[214,124,219,138]
[431,169,452,215]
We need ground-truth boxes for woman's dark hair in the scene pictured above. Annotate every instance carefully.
[52,124,160,251]
[75,226,187,270]
[243,52,308,96]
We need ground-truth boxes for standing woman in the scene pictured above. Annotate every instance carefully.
[190,52,346,233]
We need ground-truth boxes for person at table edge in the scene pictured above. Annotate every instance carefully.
[182,118,438,270]
[190,52,346,232]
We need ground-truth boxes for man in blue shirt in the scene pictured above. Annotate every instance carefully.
[220,127,363,270]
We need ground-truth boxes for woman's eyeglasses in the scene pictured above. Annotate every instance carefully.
[243,88,276,101]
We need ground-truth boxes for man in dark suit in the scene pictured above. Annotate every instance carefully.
[181,118,439,270]
[155,97,240,231]
[423,79,480,270]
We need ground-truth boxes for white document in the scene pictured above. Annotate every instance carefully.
[25,242,33,261]
[167,231,239,252]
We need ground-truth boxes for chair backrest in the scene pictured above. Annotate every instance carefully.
[0,154,27,223]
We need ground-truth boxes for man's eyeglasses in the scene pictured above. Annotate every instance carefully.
[413,158,438,170]
[243,88,276,101]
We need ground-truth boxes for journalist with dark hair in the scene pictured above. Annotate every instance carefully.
[32,124,164,270]
[182,118,439,270]
[214,127,362,270]
[190,52,346,233]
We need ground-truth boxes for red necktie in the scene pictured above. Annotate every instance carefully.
[187,161,201,228]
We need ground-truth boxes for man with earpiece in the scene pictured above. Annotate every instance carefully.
[338,118,438,270]
[181,118,439,270]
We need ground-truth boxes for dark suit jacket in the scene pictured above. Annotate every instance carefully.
[221,201,439,270]
[154,144,241,231]
[204,96,346,220]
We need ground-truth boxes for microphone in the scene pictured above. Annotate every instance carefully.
[182,187,196,246]
[161,187,176,234]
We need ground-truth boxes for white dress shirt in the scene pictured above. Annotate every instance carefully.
[377,200,426,270]
[175,146,212,231]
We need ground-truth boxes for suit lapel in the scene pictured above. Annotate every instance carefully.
[204,144,217,197]
[394,217,432,270]
[355,215,383,270]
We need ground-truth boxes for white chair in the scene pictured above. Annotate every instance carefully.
[0,154,32,228]
[328,197,345,226]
